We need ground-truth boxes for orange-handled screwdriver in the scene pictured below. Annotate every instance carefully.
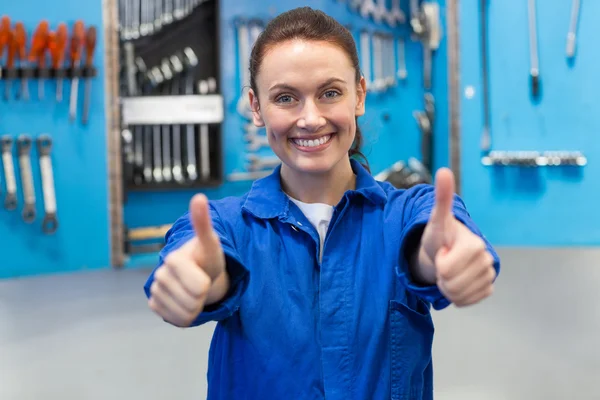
[68,20,84,121]
[29,20,49,99]
[82,25,96,124]
[14,22,29,100]
[48,22,67,101]
[0,16,10,60]
[5,27,16,100]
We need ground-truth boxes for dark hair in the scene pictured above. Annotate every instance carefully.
[249,7,370,172]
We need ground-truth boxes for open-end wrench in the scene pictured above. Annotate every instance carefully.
[17,135,36,223]
[174,0,185,19]
[360,30,372,91]
[160,59,174,183]
[480,0,491,151]
[244,124,270,151]
[131,0,140,39]
[163,0,174,25]
[528,0,540,98]
[236,19,252,119]
[246,155,281,171]
[389,0,406,26]
[154,0,163,33]
[37,135,58,234]
[183,48,198,181]
[148,66,164,183]
[385,35,396,88]
[198,79,211,180]
[566,0,580,59]
[1,136,18,211]
[139,0,150,36]
[170,54,185,184]
[397,37,407,81]
[372,33,385,92]
[361,0,378,20]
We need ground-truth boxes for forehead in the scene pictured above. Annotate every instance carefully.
[257,39,355,88]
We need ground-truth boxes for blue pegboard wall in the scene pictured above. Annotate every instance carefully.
[0,4,109,278]
[124,0,451,268]
[459,0,600,246]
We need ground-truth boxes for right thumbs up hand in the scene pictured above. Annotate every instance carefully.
[148,194,227,327]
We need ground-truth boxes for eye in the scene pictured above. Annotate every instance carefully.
[275,94,294,104]
[322,90,341,99]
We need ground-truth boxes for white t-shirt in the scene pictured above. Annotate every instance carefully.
[288,197,334,262]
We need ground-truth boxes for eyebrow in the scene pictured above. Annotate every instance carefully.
[268,77,348,92]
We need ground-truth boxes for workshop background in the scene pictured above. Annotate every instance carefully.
[2,0,599,399]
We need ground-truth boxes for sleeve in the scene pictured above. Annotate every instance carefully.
[395,184,501,311]
[143,203,250,326]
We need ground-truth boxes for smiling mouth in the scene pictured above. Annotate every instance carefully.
[290,134,334,148]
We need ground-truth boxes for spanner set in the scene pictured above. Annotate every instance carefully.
[0,134,59,234]
[119,0,223,191]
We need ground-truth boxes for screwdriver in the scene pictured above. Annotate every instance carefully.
[5,24,16,100]
[28,20,49,100]
[48,23,67,101]
[14,22,28,100]
[82,25,96,124]
[68,20,84,122]
[0,16,10,62]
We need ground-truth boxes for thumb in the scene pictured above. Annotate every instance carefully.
[189,193,216,246]
[430,167,456,225]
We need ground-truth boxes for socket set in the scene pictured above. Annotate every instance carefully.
[481,151,587,167]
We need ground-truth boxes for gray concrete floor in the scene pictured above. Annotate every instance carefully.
[1,248,599,399]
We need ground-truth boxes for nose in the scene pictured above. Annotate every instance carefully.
[297,100,326,132]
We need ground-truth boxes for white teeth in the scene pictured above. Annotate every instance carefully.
[293,134,331,148]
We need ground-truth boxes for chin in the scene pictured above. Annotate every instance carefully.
[286,156,343,175]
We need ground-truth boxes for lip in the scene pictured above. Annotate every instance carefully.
[289,133,336,152]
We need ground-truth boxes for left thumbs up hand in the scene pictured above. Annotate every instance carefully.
[418,168,497,307]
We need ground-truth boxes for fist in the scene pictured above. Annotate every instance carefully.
[148,194,226,327]
[420,168,496,307]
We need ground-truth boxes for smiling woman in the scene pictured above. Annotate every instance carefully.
[144,6,501,400]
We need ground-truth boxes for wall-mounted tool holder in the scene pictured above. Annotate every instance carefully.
[481,151,587,167]
[123,223,171,255]
[118,0,223,192]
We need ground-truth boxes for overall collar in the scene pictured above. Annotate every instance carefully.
[242,159,387,220]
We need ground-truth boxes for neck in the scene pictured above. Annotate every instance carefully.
[280,158,356,206]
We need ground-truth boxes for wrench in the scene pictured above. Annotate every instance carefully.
[170,54,185,183]
[389,0,406,26]
[17,135,36,223]
[528,0,540,98]
[397,37,407,80]
[372,33,385,92]
[244,124,270,151]
[1,136,17,210]
[163,0,174,25]
[198,79,211,180]
[361,0,378,20]
[183,48,198,181]
[148,66,164,183]
[37,135,58,234]
[480,0,491,151]
[236,19,252,119]
[246,155,281,171]
[360,30,372,91]
[566,0,580,59]
[385,35,395,87]
[374,0,387,24]
[154,0,163,32]
[160,59,174,182]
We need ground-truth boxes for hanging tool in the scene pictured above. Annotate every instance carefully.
[17,135,36,223]
[0,16,11,96]
[1,136,17,210]
[528,0,540,99]
[4,22,16,101]
[48,23,67,102]
[69,20,85,122]
[37,135,58,234]
[480,0,491,151]
[566,0,580,59]
[183,47,198,182]
[198,79,211,180]
[14,22,29,100]
[28,20,50,100]
[397,37,407,81]
[82,25,97,125]
[169,54,185,184]
[160,58,173,183]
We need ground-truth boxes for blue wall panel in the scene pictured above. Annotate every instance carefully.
[0,3,109,278]
[459,0,600,246]
[125,0,450,268]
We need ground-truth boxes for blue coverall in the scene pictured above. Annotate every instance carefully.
[144,159,501,400]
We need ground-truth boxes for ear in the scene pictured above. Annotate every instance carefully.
[249,89,265,127]
[355,76,367,117]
